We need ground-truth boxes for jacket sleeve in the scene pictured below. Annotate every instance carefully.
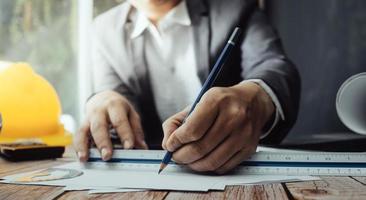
[90,19,140,112]
[241,9,301,144]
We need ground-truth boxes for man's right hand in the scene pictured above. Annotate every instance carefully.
[74,91,148,162]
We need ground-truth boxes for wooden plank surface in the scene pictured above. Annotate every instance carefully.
[286,176,366,200]
[166,184,288,200]
[165,190,224,200]
[58,191,168,200]
[0,184,64,200]
[223,184,289,200]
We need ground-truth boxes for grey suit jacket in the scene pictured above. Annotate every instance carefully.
[91,0,301,148]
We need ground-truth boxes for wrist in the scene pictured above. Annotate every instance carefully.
[233,82,275,128]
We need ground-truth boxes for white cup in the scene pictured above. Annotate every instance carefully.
[336,72,366,135]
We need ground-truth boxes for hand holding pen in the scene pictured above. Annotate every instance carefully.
[159,27,275,174]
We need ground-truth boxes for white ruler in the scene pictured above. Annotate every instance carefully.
[88,149,366,176]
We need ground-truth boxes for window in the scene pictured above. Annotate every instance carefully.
[0,0,78,120]
[0,0,125,127]
[93,0,123,16]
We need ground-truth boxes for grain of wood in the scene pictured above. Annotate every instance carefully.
[56,191,89,200]
[286,176,366,200]
[165,190,224,200]
[224,184,288,200]
[165,184,288,200]
[0,159,71,177]
[58,191,167,200]
[0,183,63,200]
[0,146,76,177]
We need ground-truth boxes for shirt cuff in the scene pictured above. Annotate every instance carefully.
[241,79,285,139]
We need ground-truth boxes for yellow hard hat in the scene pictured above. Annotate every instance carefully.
[0,62,72,146]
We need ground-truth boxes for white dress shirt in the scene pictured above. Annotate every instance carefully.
[128,1,284,138]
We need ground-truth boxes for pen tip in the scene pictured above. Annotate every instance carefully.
[158,163,167,175]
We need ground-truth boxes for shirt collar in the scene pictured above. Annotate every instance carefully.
[130,0,191,39]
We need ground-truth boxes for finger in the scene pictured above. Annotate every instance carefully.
[166,99,219,152]
[74,120,90,162]
[162,107,189,150]
[90,111,113,161]
[172,107,243,164]
[107,104,135,149]
[215,146,256,174]
[129,109,148,149]
[213,123,260,174]
[188,127,246,172]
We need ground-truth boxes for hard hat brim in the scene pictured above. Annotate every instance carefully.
[0,129,72,147]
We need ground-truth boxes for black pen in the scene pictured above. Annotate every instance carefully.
[158,27,242,174]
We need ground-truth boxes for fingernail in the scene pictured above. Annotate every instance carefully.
[124,141,133,149]
[77,151,86,160]
[142,141,148,149]
[101,148,110,161]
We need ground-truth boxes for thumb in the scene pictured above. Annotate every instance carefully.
[162,106,190,150]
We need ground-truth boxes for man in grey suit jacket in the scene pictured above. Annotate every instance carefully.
[74,0,300,174]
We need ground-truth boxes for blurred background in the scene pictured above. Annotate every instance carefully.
[0,0,365,143]
[266,0,366,142]
[0,0,122,124]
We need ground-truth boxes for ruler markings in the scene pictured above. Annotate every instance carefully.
[86,149,366,176]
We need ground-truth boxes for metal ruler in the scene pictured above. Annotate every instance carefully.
[87,149,366,176]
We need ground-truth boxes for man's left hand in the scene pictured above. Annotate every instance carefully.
[162,82,275,174]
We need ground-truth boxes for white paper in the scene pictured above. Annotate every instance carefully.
[63,185,120,191]
[0,149,319,192]
[88,189,145,194]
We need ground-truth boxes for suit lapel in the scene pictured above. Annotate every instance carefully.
[186,0,210,83]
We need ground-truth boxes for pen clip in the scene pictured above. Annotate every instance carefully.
[228,27,242,45]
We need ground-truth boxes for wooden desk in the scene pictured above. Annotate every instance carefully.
[1,148,365,200]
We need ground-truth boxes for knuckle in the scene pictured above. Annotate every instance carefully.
[162,120,171,131]
[190,143,206,157]
[107,98,123,108]
[227,104,241,116]
[184,131,201,142]
[89,107,102,116]
[205,158,221,171]
[238,107,247,118]
[201,95,216,107]
[203,87,224,104]
[166,136,180,151]
[218,93,233,106]
[209,87,224,95]
[174,126,190,142]
[112,117,129,127]
[91,121,107,133]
